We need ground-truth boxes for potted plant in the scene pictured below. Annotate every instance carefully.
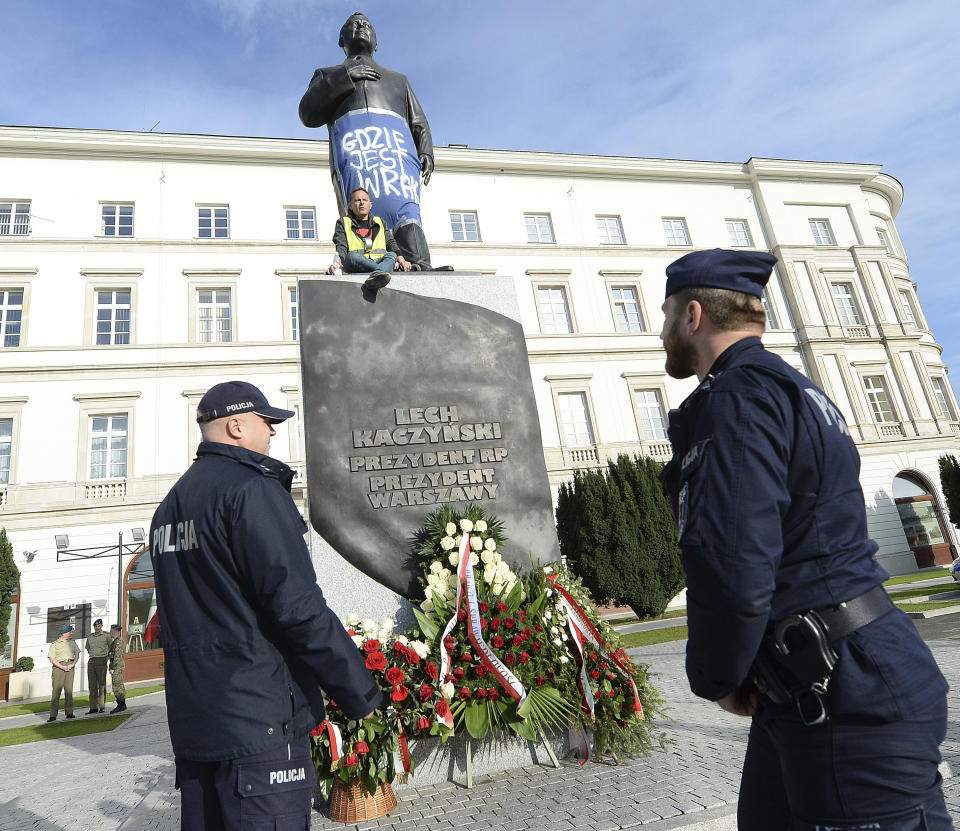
[8,656,34,700]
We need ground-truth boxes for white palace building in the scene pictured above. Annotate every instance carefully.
[1,125,958,697]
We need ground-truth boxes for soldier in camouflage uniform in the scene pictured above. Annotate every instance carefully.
[108,624,127,713]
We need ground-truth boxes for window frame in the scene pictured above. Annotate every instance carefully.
[0,396,26,487]
[81,270,141,346]
[809,218,836,246]
[0,201,31,236]
[725,218,754,247]
[596,215,626,246]
[898,288,918,328]
[607,283,647,333]
[0,284,25,348]
[197,204,230,240]
[523,213,555,244]
[100,202,135,238]
[531,277,577,334]
[185,271,240,344]
[449,210,481,242]
[930,377,958,422]
[285,206,317,241]
[88,413,130,480]
[830,281,864,327]
[73,392,140,484]
[631,387,669,442]
[662,217,691,247]
[861,374,898,424]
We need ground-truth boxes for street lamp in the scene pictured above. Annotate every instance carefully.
[53,528,148,630]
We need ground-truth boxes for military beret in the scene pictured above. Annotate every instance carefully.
[665,248,778,299]
[59,624,74,634]
[93,618,103,626]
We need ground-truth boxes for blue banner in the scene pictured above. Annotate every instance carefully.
[331,109,422,229]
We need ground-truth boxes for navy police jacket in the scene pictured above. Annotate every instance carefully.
[661,338,947,714]
[150,441,382,761]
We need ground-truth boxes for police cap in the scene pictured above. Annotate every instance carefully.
[665,248,778,299]
[196,381,295,425]
[59,624,74,634]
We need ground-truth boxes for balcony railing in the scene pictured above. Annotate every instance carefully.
[85,481,127,500]
[844,325,870,339]
[878,422,905,438]
[644,441,674,460]
[0,488,6,507]
[565,445,600,467]
[950,422,960,435]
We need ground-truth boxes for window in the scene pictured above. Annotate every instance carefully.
[610,286,645,332]
[524,213,555,244]
[286,208,316,240]
[725,219,754,247]
[536,286,573,334]
[761,290,779,329]
[0,418,11,484]
[289,286,298,341]
[197,288,233,343]
[0,202,30,236]
[101,204,134,237]
[809,219,835,246]
[596,215,625,245]
[95,289,131,345]
[557,392,595,446]
[931,378,957,421]
[89,415,128,479]
[198,206,229,239]
[863,376,896,423]
[662,217,690,246]
[898,289,917,327]
[831,282,863,326]
[876,228,893,254]
[0,289,23,347]
[632,389,667,441]
[449,211,480,242]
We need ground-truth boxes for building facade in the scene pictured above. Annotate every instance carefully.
[1,126,958,695]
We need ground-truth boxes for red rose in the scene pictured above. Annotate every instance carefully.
[475,664,489,676]
[459,652,473,663]
[536,675,545,686]
[607,673,617,681]
[393,642,409,658]
[424,661,439,679]
[457,608,467,622]
[310,726,322,737]
[475,688,489,699]
[435,699,451,718]
[419,683,434,701]
[591,670,600,680]
[504,654,516,665]
[504,617,515,629]
[444,635,455,651]
[417,715,431,730]
[453,667,465,680]
[609,690,616,699]
[518,610,526,622]
[488,688,500,701]
[496,602,508,613]
[458,686,471,700]
[365,652,387,672]
[344,753,359,767]
[354,740,370,754]
[534,624,543,633]
[519,652,530,664]
[391,685,410,703]
[532,642,542,653]
[522,628,532,639]
[492,635,504,648]
[618,720,628,728]
[546,668,555,678]
[406,649,421,665]
[489,618,501,631]
[363,639,380,654]
[480,618,488,631]
[478,601,489,613]
[329,700,337,709]
[600,661,608,670]
[347,628,356,636]
[511,635,523,647]
[385,667,406,686]
[590,652,599,661]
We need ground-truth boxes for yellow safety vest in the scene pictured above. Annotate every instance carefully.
[343,216,388,260]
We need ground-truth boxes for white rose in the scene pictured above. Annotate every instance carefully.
[421,598,435,612]
[427,574,440,589]
[553,638,562,647]
[350,634,364,647]
[430,561,443,574]
[445,522,457,535]
[360,618,377,634]
[492,581,505,596]
[441,681,455,700]
[544,610,552,620]
[551,626,560,635]
[496,562,509,578]
[379,617,395,631]
[439,568,451,580]
[484,538,496,551]
[483,567,496,585]
[455,535,462,546]
[470,535,483,551]
[444,585,457,601]
[543,566,553,575]
[546,588,554,597]
[480,550,494,564]
[377,629,392,642]
[448,550,460,567]
[395,635,409,646]
[440,536,456,551]
[475,519,488,533]
[410,640,429,659]
[493,551,502,564]
[470,552,479,566]
[345,613,360,627]
[447,574,459,588]
[559,655,569,664]
[459,519,473,533]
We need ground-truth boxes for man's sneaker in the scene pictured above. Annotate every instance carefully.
[363,271,391,291]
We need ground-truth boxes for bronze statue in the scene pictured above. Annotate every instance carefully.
[300,13,436,270]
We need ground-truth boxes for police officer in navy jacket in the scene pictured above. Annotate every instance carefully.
[150,381,382,831]
[659,250,951,830]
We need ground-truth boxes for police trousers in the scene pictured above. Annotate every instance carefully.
[739,697,952,830]
[176,738,315,831]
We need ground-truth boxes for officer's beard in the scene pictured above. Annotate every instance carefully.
[663,326,697,380]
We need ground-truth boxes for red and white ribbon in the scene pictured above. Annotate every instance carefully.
[320,719,343,769]
[396,718,413,784]
[549,576,644,718]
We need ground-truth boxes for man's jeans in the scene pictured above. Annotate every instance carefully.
[344,250,397,273]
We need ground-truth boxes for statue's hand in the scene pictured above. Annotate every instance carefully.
[347,63,381,83]
[420,154,434,186]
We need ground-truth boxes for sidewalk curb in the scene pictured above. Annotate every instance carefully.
[904,606,960,619]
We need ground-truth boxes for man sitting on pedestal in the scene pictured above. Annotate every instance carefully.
[330,187,411,290]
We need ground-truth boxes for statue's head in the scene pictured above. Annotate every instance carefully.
[339,13,377,55]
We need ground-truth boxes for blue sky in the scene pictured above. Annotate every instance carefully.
[4,0,959,386]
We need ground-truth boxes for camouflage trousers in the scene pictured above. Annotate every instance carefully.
[111,666,125,699]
